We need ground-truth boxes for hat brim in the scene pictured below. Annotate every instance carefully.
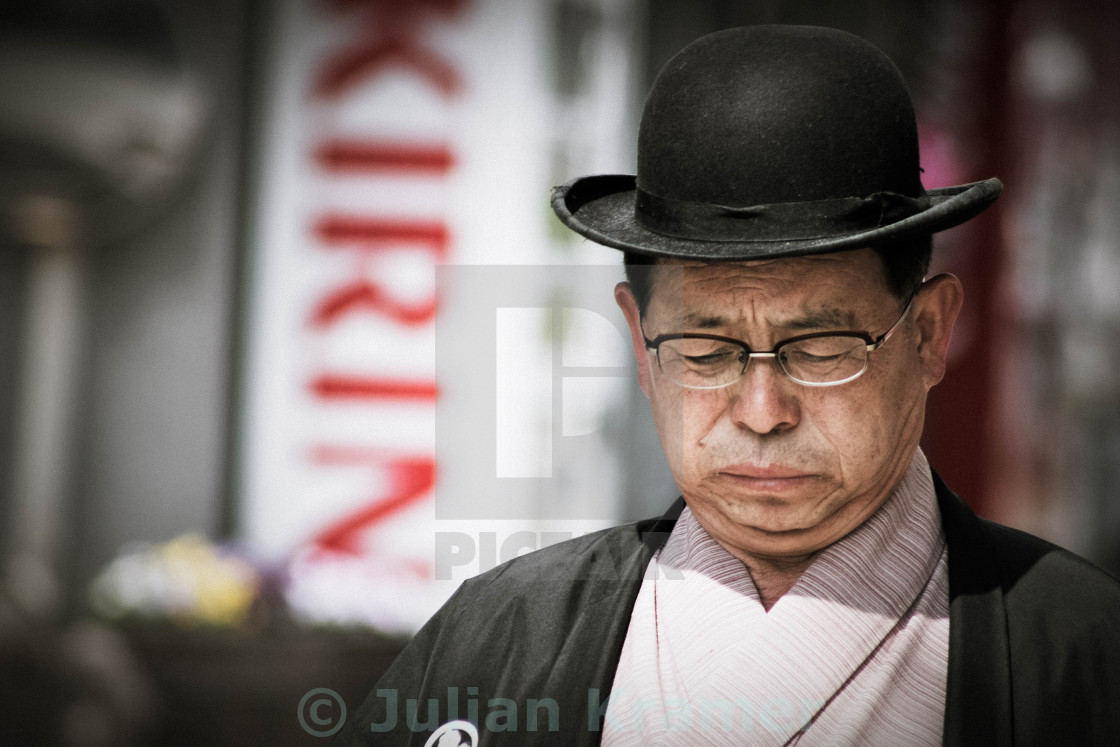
[551,175,1002,260]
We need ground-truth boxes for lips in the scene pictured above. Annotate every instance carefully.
[721,463,813,479]
[718,464,818,492]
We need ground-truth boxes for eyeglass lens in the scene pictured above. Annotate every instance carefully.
[656,335,869,387]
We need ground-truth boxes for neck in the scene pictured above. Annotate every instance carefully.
[732,549,818,611]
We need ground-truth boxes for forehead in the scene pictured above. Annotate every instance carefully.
[646,248,891,323]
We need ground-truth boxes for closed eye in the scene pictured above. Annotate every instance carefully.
[684,351,738,365]
[786,350,845,363]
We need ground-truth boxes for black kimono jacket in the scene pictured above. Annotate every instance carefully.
[335,474,1120,745]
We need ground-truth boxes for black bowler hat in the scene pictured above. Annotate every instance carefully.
[551,25,1001,259]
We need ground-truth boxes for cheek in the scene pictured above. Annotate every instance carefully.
[812,399,886,467]
[648,387,723,471]
[811,373,921,475]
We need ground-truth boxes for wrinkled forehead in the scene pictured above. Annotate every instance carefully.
[645,249,893,326]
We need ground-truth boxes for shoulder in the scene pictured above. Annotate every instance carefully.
[971,514,1120,737]
[435,518,657,622]
[935,471,1120,619]
[938,472,1120,648]
[935,477,1120,741]
[936,471,1120,670]
[974,515,1120,625]
[450,499,684,600]
[339,514,677,742]
[398,503,681,652]
[464,520,649,587]
[406,508,680,651]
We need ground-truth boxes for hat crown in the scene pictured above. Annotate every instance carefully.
[637,25,924,206]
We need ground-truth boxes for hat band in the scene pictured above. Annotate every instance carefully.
[634,187,932,242]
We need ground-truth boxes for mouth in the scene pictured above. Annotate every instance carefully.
[718,464,818,492]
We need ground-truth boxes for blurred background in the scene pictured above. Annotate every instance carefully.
[1,0,1118,743]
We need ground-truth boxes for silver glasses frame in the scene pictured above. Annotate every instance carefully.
[642,296,915,389]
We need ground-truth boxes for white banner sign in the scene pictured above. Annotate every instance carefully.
[239,0,637,632]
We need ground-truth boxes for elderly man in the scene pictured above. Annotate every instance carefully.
[336,25,1120,746]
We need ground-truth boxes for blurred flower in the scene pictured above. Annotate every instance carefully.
[89,535,260,628]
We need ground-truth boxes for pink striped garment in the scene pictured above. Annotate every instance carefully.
[603,449,949,746]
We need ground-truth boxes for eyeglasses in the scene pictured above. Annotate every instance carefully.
[642,297,914,388]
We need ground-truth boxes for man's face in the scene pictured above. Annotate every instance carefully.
[615,248,961,562]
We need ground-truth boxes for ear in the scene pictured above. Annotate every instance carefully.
[912,273,964,389]
[615,282,653,398]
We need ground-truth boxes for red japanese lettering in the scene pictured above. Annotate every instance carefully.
[314,215,449,255]
[310,375,439,401]
[311,278,437,327]
[309,452,436,554]
[314,0,469,98]
[315,139,455,174]
[310,215,446,327]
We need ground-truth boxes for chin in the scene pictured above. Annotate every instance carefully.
[725,491,844,533]
[741,509,823,537]
[720,482,833,515]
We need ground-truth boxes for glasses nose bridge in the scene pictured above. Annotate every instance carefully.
[735,348,783,383]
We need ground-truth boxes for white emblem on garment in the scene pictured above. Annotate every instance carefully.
[424,719,479,747]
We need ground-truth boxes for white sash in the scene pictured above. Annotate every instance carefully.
[603,449,949,746]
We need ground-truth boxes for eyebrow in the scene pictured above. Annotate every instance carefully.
[785,308,859,331]
[677,312,726,329]
[671,307,859,332]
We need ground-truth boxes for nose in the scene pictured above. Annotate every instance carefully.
[727,355,801,435]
